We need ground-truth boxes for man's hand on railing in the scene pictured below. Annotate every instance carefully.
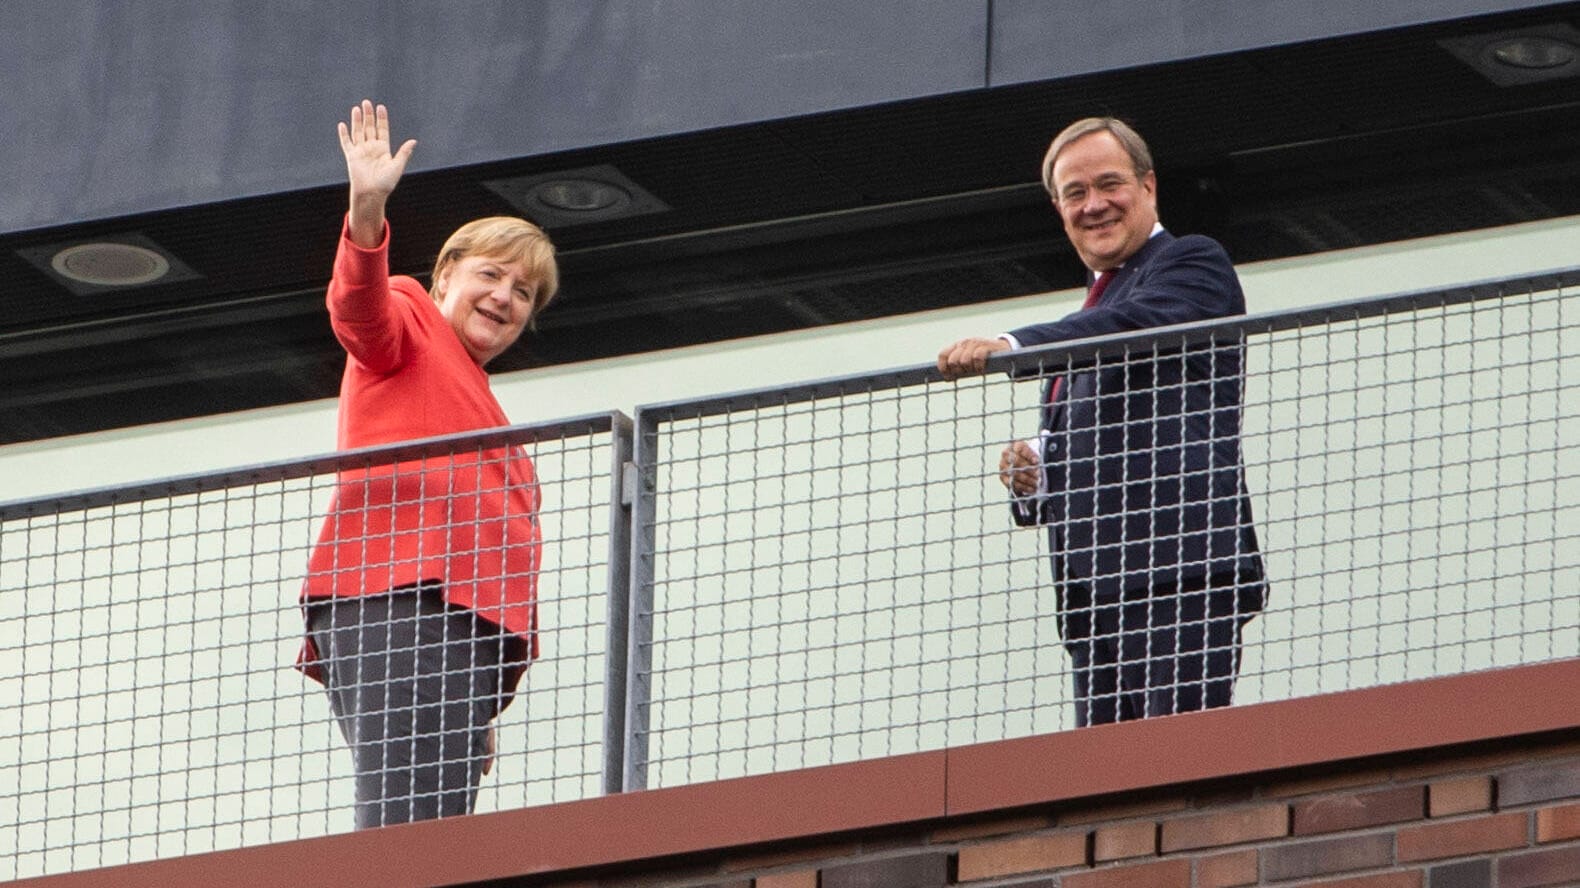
[999,440,1040,497]
[937,336,1011,380]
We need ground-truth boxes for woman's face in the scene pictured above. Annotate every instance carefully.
[434,253,538,365]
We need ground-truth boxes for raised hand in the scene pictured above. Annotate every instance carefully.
[338,100,417,247]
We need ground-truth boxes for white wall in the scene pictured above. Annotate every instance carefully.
[2,213,1576,504]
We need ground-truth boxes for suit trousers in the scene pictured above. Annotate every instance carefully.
[1063,572,1251,727]
[307,585,513,829]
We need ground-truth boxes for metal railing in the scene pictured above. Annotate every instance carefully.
[2,267,1576,878]
[0,415,627,877]
[623,267,1580,788]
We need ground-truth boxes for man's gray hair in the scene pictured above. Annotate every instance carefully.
[1041,117,1154,196]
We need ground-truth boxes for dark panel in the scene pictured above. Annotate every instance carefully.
[989,0,1561,82]
[2,3,1579,443]
[0,0,987,233]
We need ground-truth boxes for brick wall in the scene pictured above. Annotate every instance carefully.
[543,735,1580,888]
[22,663,1580,888]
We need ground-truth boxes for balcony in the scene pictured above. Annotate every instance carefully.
[1,266,1576,883]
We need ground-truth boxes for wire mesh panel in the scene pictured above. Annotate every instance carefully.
[630,272,1580,789]
[0,415,626,880]
[1240,280,1580,700]
[633,376,1057,789]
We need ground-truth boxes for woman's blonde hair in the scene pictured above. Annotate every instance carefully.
[430,216,559,325]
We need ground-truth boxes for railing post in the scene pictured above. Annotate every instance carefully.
[600,411,635,795]
[622,408,660,791]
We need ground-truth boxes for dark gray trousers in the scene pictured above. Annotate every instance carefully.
[306,585,513,829]
[1064,572,1252,727]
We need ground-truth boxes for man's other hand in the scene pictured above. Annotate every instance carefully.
[999,440,1040,497]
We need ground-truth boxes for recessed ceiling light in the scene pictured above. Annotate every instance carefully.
[51,242,170,287]
[533,179,630,213]
[484,164,668,228]
[1440,23,1580,87]
[1489,35,1577,70]
[16,234,199,296]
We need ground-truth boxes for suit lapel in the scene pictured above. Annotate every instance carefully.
[1041,229,1174,429]
[1096,228,1172,308]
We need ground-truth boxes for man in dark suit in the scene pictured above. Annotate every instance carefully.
[938,117,1267,726]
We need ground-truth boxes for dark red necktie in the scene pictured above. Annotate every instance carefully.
[1047,270,1113,404]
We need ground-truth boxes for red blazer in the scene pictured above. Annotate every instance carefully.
[298,221,541,683]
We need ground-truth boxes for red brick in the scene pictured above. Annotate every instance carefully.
[1093,821,1156,862]
[821,852,948,888]
[1429,777,1493,817]
[1293,786,1425,835]
[1396,811,1529,862]
[1062,858,1191,888]
[1160,803,1288,852]
[1196,850,1258,888]
[1499,761,1580,808]
[955,832,1087,882]
[1260,834,1393,882]
[1291,872,1422,888]
[1498,844,1580,888]
[755,872,817,888]
[1536,803,1580,843]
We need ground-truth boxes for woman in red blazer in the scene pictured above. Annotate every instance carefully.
[298,100,557,829]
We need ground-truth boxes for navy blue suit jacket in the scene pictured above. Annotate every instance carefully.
[1007,231,1266,625]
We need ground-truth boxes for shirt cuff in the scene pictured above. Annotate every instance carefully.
[998,333,1021,350]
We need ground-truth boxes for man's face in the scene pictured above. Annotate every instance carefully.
[1049,131,1159,272]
